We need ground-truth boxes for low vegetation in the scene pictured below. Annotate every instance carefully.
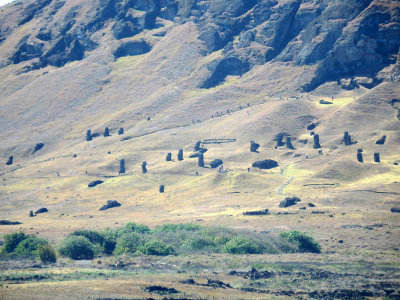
[1,224,321,261]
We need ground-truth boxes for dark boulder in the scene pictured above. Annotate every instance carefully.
[32,143,44,154]
[319,100,333,105]
[35,208,48,214]
[391,208,400,213]
[252,160,278,170]
[286,137,295,150]
[119,159,125,174]
[357,152,363,163]
[210,159,223,168]
[142,161,147,174]
[166,153,172,161]
[104,127,110,137]
[243,209,269,216]
[307,123,317,130]
[376,136,386,145]
[99,200,121,211]
[118,128,124,135]
[250,141,260,152]
[374,152,380,163]
[6,156,13,165]
[308,203,316,207]
[0,220,22,225]
[159,185,165,193]
[177,149,183,161]
[88,180,104,188]
[279,197,301,208]
[313,134,321,149]
[86,129,92,141]
[198,153,205,167]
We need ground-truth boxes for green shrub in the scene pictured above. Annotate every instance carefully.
[114,232,142,255]
[70,230,104,245]
[14,237,48,256]
[58,236,95,260]
[102,237,116,255]
[223,236,263,254]
[37,244,57,263]
[182,236,215,251]
[122,223,150,234]
[139,240,176,256]
[280,231,321,253]
[1,232,28,254]
[154,223,201,233]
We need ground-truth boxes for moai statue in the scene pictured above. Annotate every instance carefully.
[29,211,34,217]
[276,134,285,147]
[357,151,363,163]
[313,134,321,149]
[198,153,204,167]
[86,129,92,141]
[119,159,125,174]
[104,127,110,137]
[178,149,183,161]
[118,128,124,135]
[194,141,201,151]
[374,152,380,163]
[166,153,172,162]
[343,132,352,146]
[250,141,260,152]
[159,185,165,193]
[6,156,13,165]
[286,137,295,150]
[142,161,147,173]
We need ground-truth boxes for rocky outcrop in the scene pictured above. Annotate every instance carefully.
[252,159,278,170]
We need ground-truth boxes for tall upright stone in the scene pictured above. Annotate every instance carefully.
[286,137,295,150]
[159,185,165,193]
[198,153,204,167]
[166,152,172,162]
[178,149,183,161]
[194,141,201,151]
[344,132,352,146]
[86,129,92,141]
[142,161,147,173]
[313,134,321,149]
[118,128,124,135]
[357,151,363,163]
[104,127,110,137]
[374,152,380,163]
[250,141,260,152]
[119,159,125,174]
[6,156,13,165]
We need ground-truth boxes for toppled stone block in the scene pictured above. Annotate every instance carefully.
[252,160,278,170]
[279,197,300,208]
[35,207,48,214]
[210,159,223,168]
[88,180,104,187]
[99,200,121,211]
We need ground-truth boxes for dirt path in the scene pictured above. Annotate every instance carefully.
[276,176,295,195]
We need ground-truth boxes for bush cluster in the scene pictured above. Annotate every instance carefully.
[280,231,321,253]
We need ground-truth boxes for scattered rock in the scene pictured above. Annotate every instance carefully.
[206,279,232,289]
[376,135,386,145]
[177,149,183,161]
[243,209,269,216]
[99,200,121,211]
[250,141,260,152]
[86,129,92,141]
[144,285,180,295]
[166,152,172,161]
[32,143,44,154]
[119,159,125,174]
[279,197,301,208]
[391,207,400,213]
[374,152,380,163]
[118,128,124,135]
[6,156,13,165]
[252,160,278,170]
[159,185,165,193]
[35,208,48,214]
[313,134,321,149]
[142,161,147,174]
[210,159,223,168]
[88,180,104,188]
[319,100,333,105]
[0,220,22,225]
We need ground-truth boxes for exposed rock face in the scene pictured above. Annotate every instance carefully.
[32,143,44,154]
[99,200,121,211]
[119,159,125,174]
[252,159,278,170]
[6,156,13,165]
[313,134,321,149]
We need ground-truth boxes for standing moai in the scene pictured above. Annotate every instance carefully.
[86,129,92,141]
[276,135,285,147]
[6,156,13,165]
[343,132,352,146]
[374,152,380,163]
[166,152,172,161]
[119,159,125,174]
[118,128,124,135]
[250,141,260,152]
[142,161,147,174]
[198,153,204,167]
[313,134,321,149]
[286,137,295,150]
[104,127,110,137]
[159,185,165,193]
[29,211,34,217]
[194,141,201,151]
[178,149,183,161]
[357,150,363,163]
